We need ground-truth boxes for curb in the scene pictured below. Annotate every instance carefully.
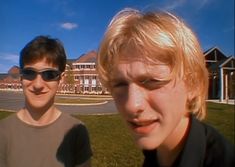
[55,101,108,106]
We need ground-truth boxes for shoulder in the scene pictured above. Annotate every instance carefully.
[201,121,235,167]
[201,121,233,151]
[0,113,18,143]
[56,115,92,166]
[0,113,17,128]
[59,112,84,125]
[190,116,233,150]
[182,116,234,167]
[58,113,89,136]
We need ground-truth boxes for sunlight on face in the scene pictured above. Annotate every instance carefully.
[110,59,190,150]
[21,59,61,110]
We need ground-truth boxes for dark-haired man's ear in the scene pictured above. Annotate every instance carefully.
[59,72,65,82]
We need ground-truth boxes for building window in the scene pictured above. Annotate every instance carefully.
[84,79,89,85]
[85,87,89,91]
[92,79,96,86]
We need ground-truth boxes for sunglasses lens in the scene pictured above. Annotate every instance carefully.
[21,69,37,80]
[21,68,61,81]
[42,70,60,81]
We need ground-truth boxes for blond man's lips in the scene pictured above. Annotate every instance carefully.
[127,118,159,134]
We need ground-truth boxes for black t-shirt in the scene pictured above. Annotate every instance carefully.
[142,115,235,167]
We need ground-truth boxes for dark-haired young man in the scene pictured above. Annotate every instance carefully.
[0,36,92,167]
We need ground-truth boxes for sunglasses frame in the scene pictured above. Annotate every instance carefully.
[21,68,62,81]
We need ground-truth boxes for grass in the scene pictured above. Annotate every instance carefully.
[54,95,112,104]
[204,102,234,143]
[76,114,143,167]
[55,97,106,104]
[0,102,234,167]
[0,111,14,119]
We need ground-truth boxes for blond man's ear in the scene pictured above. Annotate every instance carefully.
[186,87,202,116]
[187,88,197,102]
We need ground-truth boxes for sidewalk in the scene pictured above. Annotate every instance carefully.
[207,99,235,105]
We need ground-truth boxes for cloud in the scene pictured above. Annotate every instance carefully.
[60,22,78,30]
[223,26,235,33]
[197,0,211,9]
[163,0,186,11]
[0,53,19,73]
[0,64,14,73]
[162,0,211,12]
[0,53,19,64]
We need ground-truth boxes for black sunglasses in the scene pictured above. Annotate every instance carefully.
[21,68,61,81]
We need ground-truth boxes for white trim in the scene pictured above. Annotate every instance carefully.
[219,56,234,68]
[204,46,219,56]
[72,62,95,65]
[205,60,217,62]
[220,68,224,101]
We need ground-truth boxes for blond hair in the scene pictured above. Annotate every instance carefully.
[97,8,208,120]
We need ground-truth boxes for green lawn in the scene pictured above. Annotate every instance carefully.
[77,114,144,167]
[55,97,106,104]
[204,102,234,144]
[0,102,234,167]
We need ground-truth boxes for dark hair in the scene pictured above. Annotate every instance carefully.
[19,35,67,72]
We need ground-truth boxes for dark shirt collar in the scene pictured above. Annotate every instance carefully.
[143,115,206,167]
[177,115,206,167]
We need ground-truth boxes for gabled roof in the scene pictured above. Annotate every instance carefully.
[204,46,219,55]
[208,56,235,70]
[203,46,225,56]
[219,56,235,68]
[74,51,97,63]
[204,46,227,61]
[8,65,20,74]
[67,58,77,64]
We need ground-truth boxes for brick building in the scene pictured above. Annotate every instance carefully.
[0,66,22,90]
[0,48,234,98]
[0,51,107,94]
[59,51,106,94]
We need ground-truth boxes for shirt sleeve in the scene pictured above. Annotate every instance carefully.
[56,124,92,166]
[73,124,93,165]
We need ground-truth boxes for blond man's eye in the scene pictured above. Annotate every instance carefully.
[141,79,170,90]
[111,81,128,88]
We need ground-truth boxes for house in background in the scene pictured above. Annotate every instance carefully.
[59,50,106,94]
[205,47,235,101]
[0,47,234,99]
[0,66,21,90]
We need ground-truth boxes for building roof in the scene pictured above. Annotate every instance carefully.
[204,47,227,62]
[219,56,235,68]
[204,46,219,55]
[208,56,235,70]
[67,58,77,64]
[0,73,8,80]
[75,50,97,63]
[8,65,20,74]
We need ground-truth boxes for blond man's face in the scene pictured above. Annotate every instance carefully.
[110,56,191,150]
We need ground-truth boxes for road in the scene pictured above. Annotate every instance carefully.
[0,91,118,115]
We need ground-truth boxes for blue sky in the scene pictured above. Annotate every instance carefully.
[0,0,234,73]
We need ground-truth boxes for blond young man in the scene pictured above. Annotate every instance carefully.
[97,8,234,167]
